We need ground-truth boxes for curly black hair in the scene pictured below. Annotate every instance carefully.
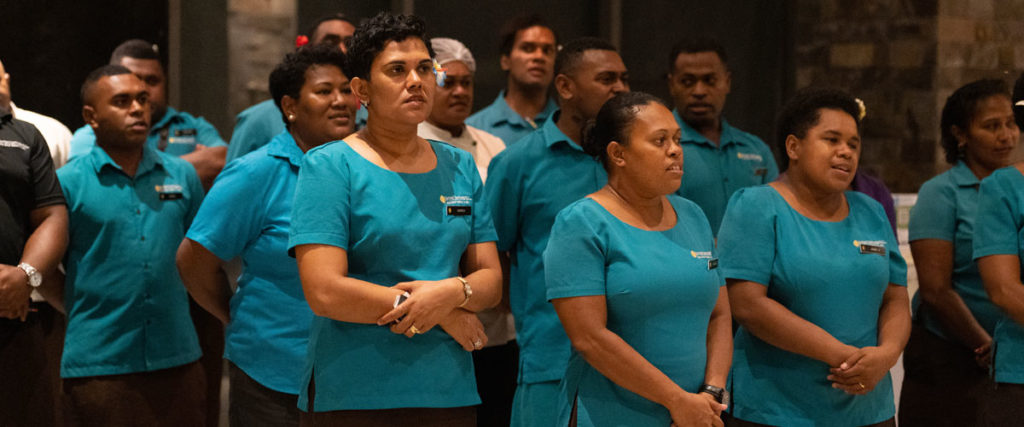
[940,79,1010,164]
[775,87,861,171]
[268,43,350,127]
[345,12,434,81]
[582,91,667,168]
[554,37,616,78]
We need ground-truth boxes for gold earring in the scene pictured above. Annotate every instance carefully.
[288,114,295,121]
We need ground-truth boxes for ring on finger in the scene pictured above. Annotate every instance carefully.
[857,382,865,390]
[473,339,483,349]
[409,325,422,335]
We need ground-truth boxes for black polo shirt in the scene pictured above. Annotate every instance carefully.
[0,112,65,266]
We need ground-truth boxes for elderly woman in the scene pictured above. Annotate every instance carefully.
[718,88,910,427]
[415,37,514,426]
[898,79,1019,426]
[544,92,731,427]
[175,43,358,426]
[287,13,501,426]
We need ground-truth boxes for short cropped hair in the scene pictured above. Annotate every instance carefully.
[941,79,1010,164]
[667,37,727,74]
[345,12,434,80]
[81,64,134,104]
[554,37,616,77]
[305,13,354,40]
[268,43,349,127]
[582,92,667,168]
[775,87,861,171]
[498,14,556,56]
[110,39,161,65]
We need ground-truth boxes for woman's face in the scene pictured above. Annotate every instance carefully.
[787,108,860,194]
[428,61,474,129]
[960,94,1019,172]
[287,64,358,148]
[613,103,684,196]
[361,36,436,126]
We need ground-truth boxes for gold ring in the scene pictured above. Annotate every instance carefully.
[409,326,421,335]
[857,382,865,390]
[473,339,483,349]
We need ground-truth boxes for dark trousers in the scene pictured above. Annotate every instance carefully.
[63,360,206,427]
[726,416,895,427]
[473,339,518,427]
[0,303,59,427]
[978,382,1024,426]
[228,362,300,427]
[899,322,989,426]
[191,297,225,427]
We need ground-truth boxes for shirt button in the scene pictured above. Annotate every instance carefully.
[135,209,141,215]
[140,236,146,241]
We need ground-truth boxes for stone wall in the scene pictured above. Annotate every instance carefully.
[227,0,296,118]
[793,0,1024,193]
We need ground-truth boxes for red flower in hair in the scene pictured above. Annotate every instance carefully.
[295,35,310,48]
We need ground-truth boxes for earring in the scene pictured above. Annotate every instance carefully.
[288,114,295,122]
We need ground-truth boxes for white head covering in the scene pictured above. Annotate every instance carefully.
[431,37,476,73]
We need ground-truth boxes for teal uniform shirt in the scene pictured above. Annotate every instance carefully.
[68,106,227,161]
[973,166,1024,384]
[288,139,496,411]
[674,110,778,235]
[225,100,366,163]
[186,131,311,394]
[485,112,607,387]
[544,196,723,427]
[909,161,1001,339]
[57,144,204,378]
[467,90,557,146]
[718,187,907,427]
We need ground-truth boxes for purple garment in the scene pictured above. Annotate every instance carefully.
[851,171,898,242]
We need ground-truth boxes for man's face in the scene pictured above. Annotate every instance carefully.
[563,49,629,120]
[667,51,731,129]
[0,59,10,110]
[85,73,151,149]
[119,57,166,121]
[428,61,474,129]
[500,26,556,90]
[314,19,356,52]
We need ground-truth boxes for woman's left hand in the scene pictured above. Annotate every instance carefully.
[826,346,899,395]
[377,278,463,335]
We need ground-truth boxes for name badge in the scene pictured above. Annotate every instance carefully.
[708,258,719,270]
[859,244,886,255]
[174,129,197,137]
[156,184,184,201]
[754,167,767,177]
[441,195,473,216]
[447,205,472,216]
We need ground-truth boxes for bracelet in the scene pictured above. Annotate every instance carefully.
[456,276,472,308]
[392,292,410,324]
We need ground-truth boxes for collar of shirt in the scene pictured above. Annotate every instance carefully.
[150,106,180,134]
[90,141,165,176]
[949,160,981,188]
[541,111,581,151]
[485,90,557,128]
[673,108,741,148]
[265,131,305,168]
[418,121,476,152]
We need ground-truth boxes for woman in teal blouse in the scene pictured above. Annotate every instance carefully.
[287,13,501,426]
[545,92,732,427]
[718,88,909,427]
[898,79,1019,426]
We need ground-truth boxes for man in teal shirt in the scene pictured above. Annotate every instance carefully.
[69,39,227,189]
[58,65,205,425]
[467,14,558,146]
[485,37,628,427]
[667,37,778,235]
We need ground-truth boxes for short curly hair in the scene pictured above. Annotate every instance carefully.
[775,87,861,171]
[940,79,1010,165]
[268,43,350,127]
[582,92,668,168]
[345,12,434,81]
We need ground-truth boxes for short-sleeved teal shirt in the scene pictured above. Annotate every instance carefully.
[718,186,907,427]
[288,139,496,411]
[973,166,1024,384]
[674,111,778,235]
[544,196,723,427]
[68,106,227,161]
[908,161,1001,339]
[186,131,311,394]
[225,100,366,162]
[467,91,557,146]
[484,113,607,385]
[57,144,204,378]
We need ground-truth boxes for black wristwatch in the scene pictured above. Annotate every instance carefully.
[699,384,730,407]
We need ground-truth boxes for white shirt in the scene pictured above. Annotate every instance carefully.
[418,121,505,182]
[12,103,72,168]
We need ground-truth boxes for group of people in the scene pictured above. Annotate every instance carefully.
[3,8,1024,427]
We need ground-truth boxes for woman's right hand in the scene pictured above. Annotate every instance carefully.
[377,278,464,334]
[666,391,726,427]
[438,309,487,351]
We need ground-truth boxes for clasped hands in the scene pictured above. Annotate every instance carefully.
[827,345,900,395]
[0,264,31,320]
[376,279,487,352]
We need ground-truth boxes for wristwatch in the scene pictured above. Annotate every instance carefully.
[456,276,472,308]
[17,263,42,288]
[699,383,730,407]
